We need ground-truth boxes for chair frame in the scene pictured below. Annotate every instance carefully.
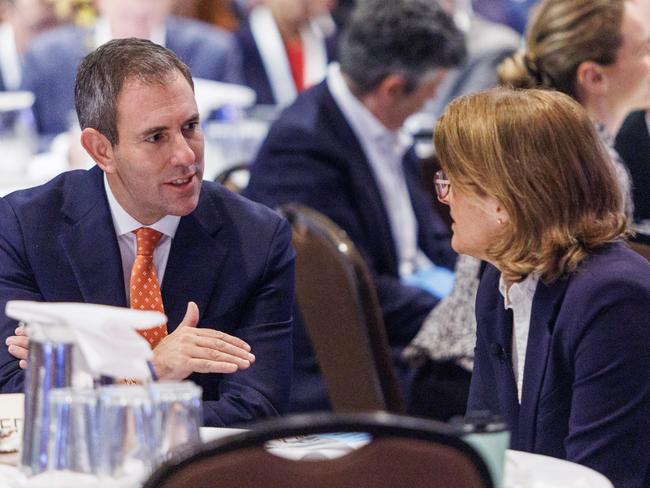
[279,203,405,413]
[144,412,495,488]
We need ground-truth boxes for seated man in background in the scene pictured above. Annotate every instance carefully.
[226,0,338,107]
[0,0,59,92]
[21,0,238,137]
[244,0,466,415]
[1,38,295,427]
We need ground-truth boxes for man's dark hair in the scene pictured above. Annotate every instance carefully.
[339,0,466,94]
[74,38,194,146]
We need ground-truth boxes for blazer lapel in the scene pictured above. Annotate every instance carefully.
[478,302,520,441]
[518,277,570,450]
[57,167,125,306]
[321,86,400,272]
[161,189,228,331]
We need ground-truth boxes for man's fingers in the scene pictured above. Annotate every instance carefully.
[193,336,255,363]
[187,344,254,369]
[177,301,200,329]
[189,328,251,351]
[15,326,27,336]
[186,358,240,374]
[19,360,27,370]
[6,336,29,349]
[7,344,29,361]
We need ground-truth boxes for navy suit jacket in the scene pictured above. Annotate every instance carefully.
[468,243,650,488]
[244,81,455,410]
[228,19,337,105]
[615,110,650,223]
[21,16,238,136]
[0,166,295,427]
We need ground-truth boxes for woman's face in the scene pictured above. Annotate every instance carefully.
[442,183,506,262]
[602,0,650,112]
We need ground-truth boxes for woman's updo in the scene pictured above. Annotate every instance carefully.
[498,0,624,99]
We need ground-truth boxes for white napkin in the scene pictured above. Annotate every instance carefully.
[5,301,166,380]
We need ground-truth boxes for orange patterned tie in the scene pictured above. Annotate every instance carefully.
[130,227,167,348]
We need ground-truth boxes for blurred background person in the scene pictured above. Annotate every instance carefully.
[20,0,238,138]
[499,0,650,220]
[0,0,58,92]
[473,0,537,34]
[245,0,466,417]
[436,87,650,488]
[226,0,338,107]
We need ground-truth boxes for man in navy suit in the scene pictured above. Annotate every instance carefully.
[20,0,238,137]
[244,0,466,412]
[1,38,295,427]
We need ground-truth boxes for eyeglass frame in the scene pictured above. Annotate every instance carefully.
[434,170,450,203]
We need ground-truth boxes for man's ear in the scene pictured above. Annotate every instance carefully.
[576,60,608,97]
[377,74,408,101]
[80,128,116,173]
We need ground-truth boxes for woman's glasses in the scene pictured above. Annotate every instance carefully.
[434,170,450,203]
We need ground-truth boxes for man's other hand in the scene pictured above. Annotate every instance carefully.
[6,325,29,369]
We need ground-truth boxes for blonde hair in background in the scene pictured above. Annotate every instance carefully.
[498,0,624,99]
[434,88,628,283]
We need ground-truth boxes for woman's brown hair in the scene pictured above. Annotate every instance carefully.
[434,88,628,283]
[498,0,624,99]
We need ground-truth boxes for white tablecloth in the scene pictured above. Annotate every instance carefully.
[0,425,615,488]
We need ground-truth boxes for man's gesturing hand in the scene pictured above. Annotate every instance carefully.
[6,325,29,369]
[152,301,255,380]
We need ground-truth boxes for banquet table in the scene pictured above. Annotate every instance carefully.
[0,426,614,488]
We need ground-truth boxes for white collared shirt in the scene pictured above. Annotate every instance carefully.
[104,174,180,305]
[94,17,166,49]
[0,22,21,90]
[327,63,433,277]
[499,273,539,403]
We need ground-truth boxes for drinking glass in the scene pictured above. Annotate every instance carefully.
[149,381,202,460]
[47,388,99,474]
[97,384,156,481]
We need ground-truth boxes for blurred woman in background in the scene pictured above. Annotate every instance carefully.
[498,0,650,218]
[434,88,650,488]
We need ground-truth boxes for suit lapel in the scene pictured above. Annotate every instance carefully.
[321,85,400,272]
[161,188,228,331]
[518,277,570,450]
[57,167,125,306]
[477,300,521,442]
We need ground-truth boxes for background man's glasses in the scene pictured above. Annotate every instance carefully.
[434,170,450,203]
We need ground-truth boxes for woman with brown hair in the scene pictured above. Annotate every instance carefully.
[498,0,650,218]
[434,88,650,488]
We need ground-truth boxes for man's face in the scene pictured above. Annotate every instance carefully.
[10,0,57,31]
[96,0,171,39]
[264,0,336,25]
[602,1,650,112]
[104,72,204,225]
[388,70,448,130]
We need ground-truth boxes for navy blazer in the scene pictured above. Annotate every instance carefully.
[615,110,650,223]
[228,19,337,105]
[244,81,455,410]
[0,166,295,427]
[468,243,650,488]
[20,16,238,136]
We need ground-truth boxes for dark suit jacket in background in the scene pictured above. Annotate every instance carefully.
[20,16,238,136]
[244,81,456,411]
[227,19,337,105]
[468,242,650,488]
[0,166,295,427]
[615,110,650,223]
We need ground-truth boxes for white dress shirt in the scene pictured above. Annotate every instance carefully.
[499,272,539,403]
[327,63,433,277]
[0,22,21,90]
[104,175,180,305]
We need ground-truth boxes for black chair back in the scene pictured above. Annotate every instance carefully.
[279,203,405,413]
